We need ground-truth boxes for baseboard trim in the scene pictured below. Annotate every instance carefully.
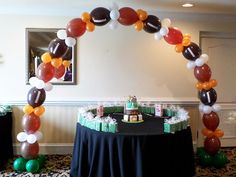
[13,143,74,155]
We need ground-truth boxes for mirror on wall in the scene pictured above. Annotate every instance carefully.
[25,28,76,85]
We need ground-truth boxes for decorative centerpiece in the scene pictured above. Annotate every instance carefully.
[122,96,143,123]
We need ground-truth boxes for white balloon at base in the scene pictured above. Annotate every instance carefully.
[27,134,37,144]
[17,132,27,142]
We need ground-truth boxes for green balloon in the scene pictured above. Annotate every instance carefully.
[213,151,228,168]
[199,152,213,167]
[26,160,39,173]
[37,154,46,168]
[13,157,27,172]
[197,147,206,157]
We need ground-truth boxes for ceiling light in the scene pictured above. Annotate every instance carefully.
[182,3,194,8]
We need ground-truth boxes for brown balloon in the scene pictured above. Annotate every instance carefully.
[118,7,139,26]
[90,7,111,26]
[27,87,46,108]
[62,47,72,60]
[182,42,201,61]
[204,136,221,155]
[194,64,212,82]
[21,141,39,159]
[203,112,220,131]
[143,15,161,33]
[199,88,217,106]
[48,38,68,58]
[22,113,41,134]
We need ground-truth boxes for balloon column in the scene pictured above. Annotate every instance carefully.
[14,3,227,172]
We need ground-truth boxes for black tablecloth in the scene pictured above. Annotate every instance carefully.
[70,114,195,177]
[0,112,13,170]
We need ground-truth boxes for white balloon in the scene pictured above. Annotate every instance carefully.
[154,32,162,41]
[159,26,169,36]
[35,79,45,89]
[65,37,76,47]
[34,131,43,140]
[186,61,196,69]
[203,105,212,114]
[212,104,221,112]
[27,134,37,144]
[29,77,38,86]
[44,82,53,91]
[198,103,204,112]
[195,58,205,67]
[161,18,171,27]
[109,20,119,30]
[110,9,120,20]
[200,54,209,62]
[17,132,27,142]
[57,30,67,40]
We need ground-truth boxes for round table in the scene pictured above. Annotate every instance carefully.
[70,114,195,177]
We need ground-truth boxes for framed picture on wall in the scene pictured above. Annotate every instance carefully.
[25,28,77,85]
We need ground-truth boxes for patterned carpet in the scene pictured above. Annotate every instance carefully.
[0,147,236,177]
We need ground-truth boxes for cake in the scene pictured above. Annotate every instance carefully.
[122,96,143,123]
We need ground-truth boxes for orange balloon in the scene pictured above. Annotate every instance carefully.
[214,129,224,138]
[81,12,91,22]
[134,20,144,31]
[136,9,148,21]
[41,52,52,63]
[183,33,191,38]
[23,104,34,114]
[182,38,191,46]
[202,82,211,90]
[51,58,62,68]
[86,21,95,32]
[201,128,213,137]
[175,44,184,53]
[63,60,71,68]
[34,106,45,117]
[195,82,203,90]
[210,79,218,87]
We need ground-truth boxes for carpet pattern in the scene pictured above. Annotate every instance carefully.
[0,148,236,177]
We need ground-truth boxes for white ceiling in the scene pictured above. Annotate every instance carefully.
[0,0,236,16]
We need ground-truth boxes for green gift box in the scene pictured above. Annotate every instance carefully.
[90,120,96,130]
[109,123,117,133]
[115,106,123,113]
[102,122,109,132]
[175,121,181,131]
[95,121,102,131]
[86,119,92,129]
[150,107,155,114]
[165,109,172,117]
[164,123,175,133]
[182,120,188,129]
[146,107,151,114]
[172,110,177,117]
[79,116,86,126]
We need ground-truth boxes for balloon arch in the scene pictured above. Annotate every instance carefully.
[13,4,227,173]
